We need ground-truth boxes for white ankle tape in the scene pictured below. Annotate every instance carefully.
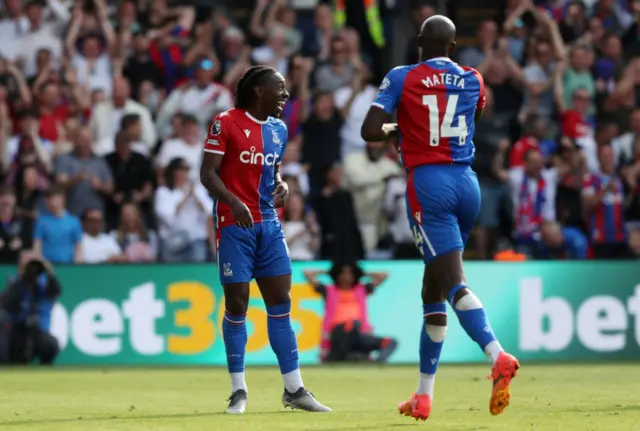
[455,292,483,311]
[425,324,447,343]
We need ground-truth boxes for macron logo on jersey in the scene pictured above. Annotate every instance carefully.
[244,129,251,138]
[240,146,280,166]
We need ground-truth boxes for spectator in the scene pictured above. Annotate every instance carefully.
[33,186,82,264]
[559,0,588,44]
[561,45,596,114]
[79,208,126,264]
[4,109,52,169]
[154,158,213,263]
[555,137,588,230]
[280,142,310,196]
[334,61,377,158]
[111,202,158,263]
[304,262,396,363]
[343,141,401,252]
[65,0,115,96]
[612,108,640,167]
[156,114,202,184]
[384,170,421,259]
[282,193,319,261]
[90,77,156,153]
[0,0,29,61]
[95,112,148,157]
[0,251,61,365]
[155,58,233,139]
[582,144,629,258]
[14,164,47,221]
[54,126,113,215]
[508,149,557,255]
[36,81,69,143]
[556,83,598,172]
[0,187,32,263]
[621,137,640,224]
[16,0,69,78]
[312,164,364,261]
[536,220,588,259]
[458,19,498,70]
[301,91,343,196]
[314,35,355,93]
[121,31,164,103]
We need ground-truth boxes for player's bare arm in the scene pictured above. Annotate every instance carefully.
[272,163,289,208]
[200,151,254,228]
[361,106,397,142]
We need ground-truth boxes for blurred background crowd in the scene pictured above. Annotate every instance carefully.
[0,0,639,265]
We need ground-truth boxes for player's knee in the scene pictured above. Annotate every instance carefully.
[453,290,483,311]
[425,324,447,343]
[224,294,249,315]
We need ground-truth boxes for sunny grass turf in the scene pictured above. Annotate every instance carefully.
[0,364,639,431]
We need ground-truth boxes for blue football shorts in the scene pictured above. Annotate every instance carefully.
[406,164,481,263]
[217,220,292,285]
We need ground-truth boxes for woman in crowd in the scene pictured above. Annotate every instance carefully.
[111,201,158,263]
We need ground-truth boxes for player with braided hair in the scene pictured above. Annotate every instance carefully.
[200,66,331,415]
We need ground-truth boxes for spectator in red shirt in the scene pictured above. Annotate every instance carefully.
[37,82,68,142]
[509,116,545,167]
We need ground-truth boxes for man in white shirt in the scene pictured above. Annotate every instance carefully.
[156,114,202,182]
[612,108,640,168]
[155,58,233,139]
[0,0,29,62]
[334,63,377,159]
[15,0,69,78]
[79,208,126,264]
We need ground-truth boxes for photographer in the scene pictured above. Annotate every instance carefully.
[0,251,61,365]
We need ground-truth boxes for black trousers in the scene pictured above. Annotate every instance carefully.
[0,324,59,365]
[592,243,631,259]
[326,321,384,362]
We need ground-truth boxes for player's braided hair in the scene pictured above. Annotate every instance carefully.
[235,66,277,109]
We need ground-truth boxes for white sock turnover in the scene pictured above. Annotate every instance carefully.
[484,341,504,364]
[416,373,435,397]
[230,372,247,393]
[283,369,304,393]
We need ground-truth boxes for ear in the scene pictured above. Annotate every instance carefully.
[254,85,264,98]
[449,41,456,54]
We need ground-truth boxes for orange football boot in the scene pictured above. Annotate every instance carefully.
[398,393,431,421]
[489,351,520,415]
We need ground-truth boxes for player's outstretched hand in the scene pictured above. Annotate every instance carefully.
[273,181,289,208]
[231,198,254,228]
[382,123,399,151]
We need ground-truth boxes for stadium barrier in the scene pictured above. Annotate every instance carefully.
[5,261,639,365]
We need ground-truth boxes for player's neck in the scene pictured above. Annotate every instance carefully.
[245,108,269,122]
[421,54,450,62]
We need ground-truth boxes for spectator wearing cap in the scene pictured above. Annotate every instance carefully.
[156,114,203,184]
[15,0,70,78]
[54,126,114,216]
[79,208,126,264]
[90,77,157,152]
[65,0,115,96]
[105,130,154,230]
[155,57,232,139]
[33,186,82,264]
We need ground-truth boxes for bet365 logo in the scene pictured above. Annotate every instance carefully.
[519,278,640,352]
[50,282,322,357]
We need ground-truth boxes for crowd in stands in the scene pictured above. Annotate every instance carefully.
[0,0,639,265]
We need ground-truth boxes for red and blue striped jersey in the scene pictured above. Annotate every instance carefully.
[372,57,486,169]
[582,172,626,244]
[204,109,288,228]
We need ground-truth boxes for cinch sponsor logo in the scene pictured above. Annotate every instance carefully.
[240,146,279,166]
[519,277,640,352]
[49,282,321,357]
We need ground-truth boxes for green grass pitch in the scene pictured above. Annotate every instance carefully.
[1,364,639,430]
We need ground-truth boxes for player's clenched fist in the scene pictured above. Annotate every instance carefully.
[272,181,289,208]
[231,198,254,228]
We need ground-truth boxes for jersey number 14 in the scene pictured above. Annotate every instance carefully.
[423,94,468,147]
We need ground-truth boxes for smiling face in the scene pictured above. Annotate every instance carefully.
[260,71,289,118]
